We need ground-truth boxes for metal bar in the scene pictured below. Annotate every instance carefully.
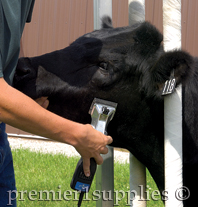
[93,1,114,206]
[128,1,147,206]
[7,133,47,140]
[96,148,114,207]
[93,0,112,30]
[129,154,146,207]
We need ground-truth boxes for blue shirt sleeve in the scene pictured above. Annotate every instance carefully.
[0,0,35,85]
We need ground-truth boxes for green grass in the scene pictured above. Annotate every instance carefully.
[12,148,164,206]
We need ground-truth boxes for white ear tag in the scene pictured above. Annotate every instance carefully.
[162,70,176,96]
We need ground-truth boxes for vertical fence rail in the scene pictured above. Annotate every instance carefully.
[93,2,114,206]
[128,1,147,207]
[163,0,183,207]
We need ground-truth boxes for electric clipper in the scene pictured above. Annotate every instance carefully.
[70,98,117,206]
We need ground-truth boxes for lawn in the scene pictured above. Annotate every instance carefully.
[11,148,164,207]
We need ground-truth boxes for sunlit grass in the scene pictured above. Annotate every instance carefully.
[12,148,164,206]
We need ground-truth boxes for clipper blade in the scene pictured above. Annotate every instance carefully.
[89,98,117,115]
[89,98,117,134]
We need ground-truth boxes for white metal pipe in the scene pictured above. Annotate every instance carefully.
[7,133,46,140]
[163,0,183,206]
[163,0,182,51]
[128,1,147,207]
[128,0,145,26]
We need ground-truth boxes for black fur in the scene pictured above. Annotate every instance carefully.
[14,17,197,206]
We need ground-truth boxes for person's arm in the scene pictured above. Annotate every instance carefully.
[0,77,112,176]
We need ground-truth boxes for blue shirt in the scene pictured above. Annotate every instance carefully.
[0,0,35,85]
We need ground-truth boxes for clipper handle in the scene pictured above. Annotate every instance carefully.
[70,158,97,207]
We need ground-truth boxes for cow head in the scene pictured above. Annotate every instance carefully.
[14,17,194,193]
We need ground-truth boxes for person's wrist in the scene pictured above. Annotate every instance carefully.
[68,123,88,148]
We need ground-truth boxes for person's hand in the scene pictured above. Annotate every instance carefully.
[74,124,113,177]
[35,97,49,109]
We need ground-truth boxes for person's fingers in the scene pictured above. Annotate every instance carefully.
[76,126,113,177]
[42,99,49,109]
[106,136,113,145]
[83,158,91,177]
[100,146,109,154]
[98,136,112,154]
[83,154,104,177]
[35,97,44,104]
[35,97,49,109]
[94,154,104,165]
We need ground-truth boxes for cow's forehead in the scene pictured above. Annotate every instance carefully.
[82,24,138,42]
[74,22,163,51]
[87,26,134,37]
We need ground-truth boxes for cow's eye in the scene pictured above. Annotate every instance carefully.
[99,62,108,70]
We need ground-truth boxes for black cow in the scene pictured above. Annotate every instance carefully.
[14,17,198,206]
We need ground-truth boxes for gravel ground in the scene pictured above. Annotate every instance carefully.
[8,137,129,163]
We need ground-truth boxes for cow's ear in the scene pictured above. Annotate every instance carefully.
[101,16,113,28]
[149,51,194,97]
[134,22,163,48]
[152,51,194,84]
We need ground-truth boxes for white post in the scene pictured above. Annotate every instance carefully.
[128,1,147,207]
[128,0,145,26]
[163,0,183,207]
[93,1,114,206]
